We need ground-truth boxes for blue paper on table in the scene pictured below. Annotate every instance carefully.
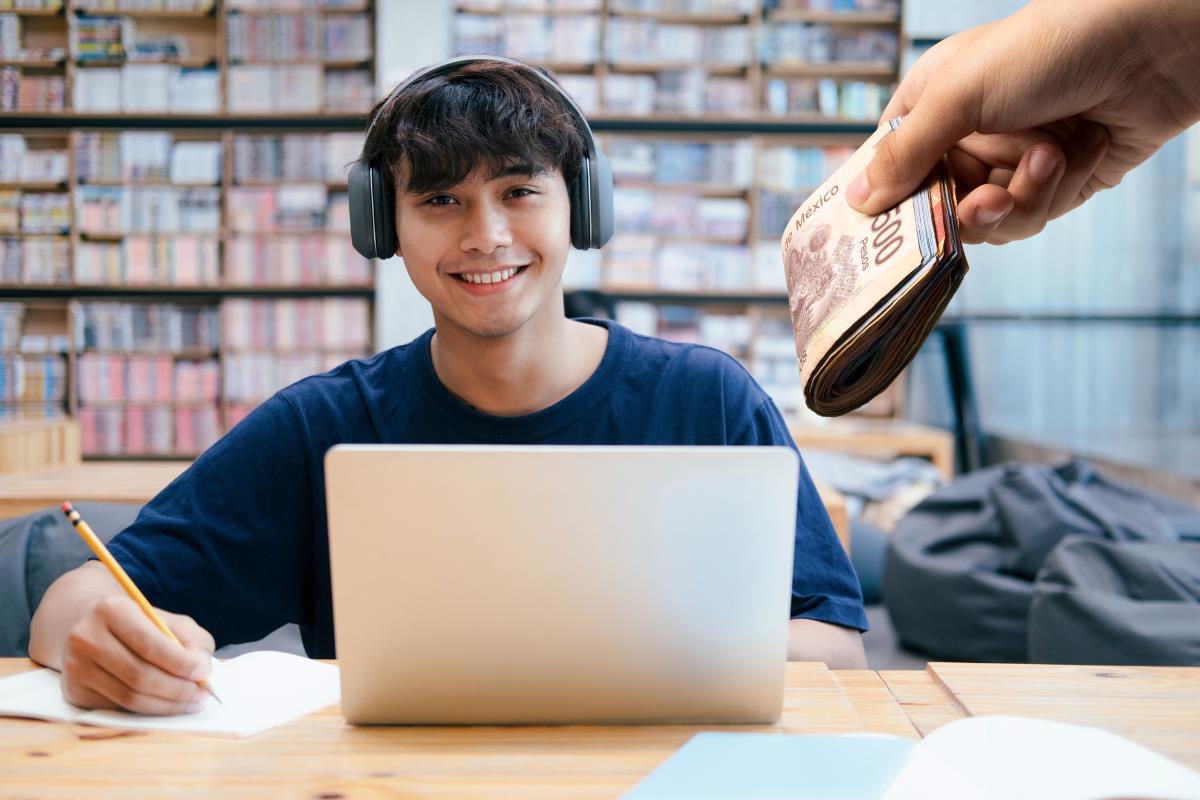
[621,732,914,799]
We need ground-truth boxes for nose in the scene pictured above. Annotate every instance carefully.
[459,198,513,254]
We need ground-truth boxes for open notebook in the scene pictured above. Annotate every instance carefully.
[0,650,339,737]
[622,716,1200,800]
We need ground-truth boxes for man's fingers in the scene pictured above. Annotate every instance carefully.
[1048,121,1109,219]
[992,142,1066,240]
[84,661,206,716]
[97,597,210,682]
[955,184,1015,245]
[849,83,978,216]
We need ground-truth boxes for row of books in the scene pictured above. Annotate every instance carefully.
[0,135,68,184]
[76,0,214,12]
[0,0,63,10]
[456,14,600,64]
[76,185,220,234]
[78,353,218,403]
[77,132,223,185]
[79,404,220,456]
[227,12,370,62]
[227,63,372,112]
[222,297,370,351]
[74,64,219,112]
[761,24,897,65]
[604,235,751,290]
[613,187,749,240]
[0,190,70,234]
[607,20,750,64]
[225,235,370,286]
[75,301,221,352]
[0,235,71,284]
[0,68,65,112]
[0,354,65,402]
[75,236,219,285]
[227,185,346,231]
[608,137,753,187]
[223,350,356,404]
[232,132,363,183]
[764,76,889,119]
[601,72,751,115]
[227,0,369,10]
[1,13,65,62]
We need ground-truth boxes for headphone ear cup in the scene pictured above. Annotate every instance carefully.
[375,169,398,258]
[567,167,587,251]
[348,161,398,260]
[590,148,613,249]
[348,160,381,259]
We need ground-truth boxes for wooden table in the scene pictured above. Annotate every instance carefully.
[2,660,1197,798]
[789,419,956,479]
[0,461,852,552]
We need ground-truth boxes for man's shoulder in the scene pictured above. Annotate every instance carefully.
[278,334,427,406]
[620,323,759,388]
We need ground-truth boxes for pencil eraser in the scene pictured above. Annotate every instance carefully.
[61,501,73,514]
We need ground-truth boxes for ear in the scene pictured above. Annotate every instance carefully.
[393,205,402,258]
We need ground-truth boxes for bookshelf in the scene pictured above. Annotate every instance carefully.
[454,0,903,423]
[1,0,375,459]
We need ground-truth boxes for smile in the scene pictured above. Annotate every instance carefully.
[454,266,527,285]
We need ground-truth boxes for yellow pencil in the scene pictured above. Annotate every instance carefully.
[61,501,222,705]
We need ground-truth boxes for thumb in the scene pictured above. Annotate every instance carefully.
[848,84,978,215]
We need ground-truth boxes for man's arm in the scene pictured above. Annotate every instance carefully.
[788,618,868,669]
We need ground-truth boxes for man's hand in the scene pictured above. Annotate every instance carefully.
[848,0,1200,245]
[58,596,216,715]
[29,562,216,716]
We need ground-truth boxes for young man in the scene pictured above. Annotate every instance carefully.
[29,58,867,716]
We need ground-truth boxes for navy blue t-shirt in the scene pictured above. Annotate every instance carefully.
[106,319,867,657]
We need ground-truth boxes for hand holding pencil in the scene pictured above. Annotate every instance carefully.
[46,502,220,715]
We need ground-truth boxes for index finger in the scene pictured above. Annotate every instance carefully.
[102,600,210,682]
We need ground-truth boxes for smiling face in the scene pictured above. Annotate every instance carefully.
[396,161,572,340]
[355,60,590,344]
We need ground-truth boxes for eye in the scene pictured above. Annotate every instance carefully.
[507,187,538,199]
[424,194,456,206]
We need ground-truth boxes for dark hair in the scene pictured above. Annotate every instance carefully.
[358,59,588,195]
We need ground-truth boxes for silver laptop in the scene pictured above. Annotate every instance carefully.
[324,444,799,725]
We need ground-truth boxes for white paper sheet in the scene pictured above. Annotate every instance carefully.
[0,650,340,737]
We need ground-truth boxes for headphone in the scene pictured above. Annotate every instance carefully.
[348,55,614,260]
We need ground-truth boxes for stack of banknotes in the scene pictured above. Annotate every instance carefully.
[782,119,968,416]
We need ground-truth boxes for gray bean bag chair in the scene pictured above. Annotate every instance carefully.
[0,502,140,657]
[1029,538,1200,666]
[882,459,1200,662]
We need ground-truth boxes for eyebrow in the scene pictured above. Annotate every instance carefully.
[402,162,548,196]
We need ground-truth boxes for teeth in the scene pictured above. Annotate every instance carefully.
[461,267,520,285]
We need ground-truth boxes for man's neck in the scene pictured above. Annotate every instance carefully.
[430,312,608,417]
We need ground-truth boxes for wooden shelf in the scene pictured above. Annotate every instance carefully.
[75,57,218,68]
[0,58,66,68]
[455,4,597,16]
[607,9,749,24]
[0,180,67,189]
[608,62,748,76]
[0,6,64,16]
[73,7,216,17]
[600,287,788,304]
